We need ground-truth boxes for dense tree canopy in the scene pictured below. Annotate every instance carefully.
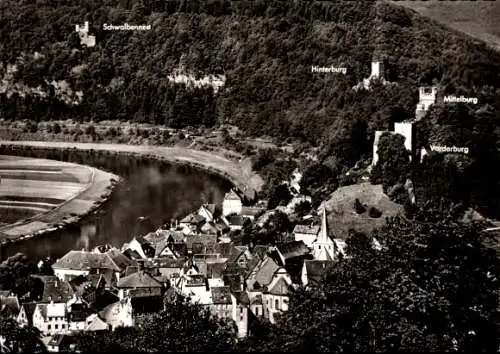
[0,253,37,295]
[1,0,500,215]
[0,318,45,353]
[244,211,499,352]
[74,296,237,353]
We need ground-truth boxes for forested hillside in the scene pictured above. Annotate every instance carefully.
[1,0,500,215]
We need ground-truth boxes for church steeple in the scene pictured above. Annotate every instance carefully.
[318,202,328,243]
[312,203,335,261]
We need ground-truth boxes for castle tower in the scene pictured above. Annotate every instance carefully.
[75,21,95,48]
[370,53,385,80]
[394,122,415,162]
[75,21,89,33]
[371,130,385,168]
[415,86,438,120]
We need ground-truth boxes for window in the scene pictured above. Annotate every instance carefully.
[275,299,279,310]
[55,324,58,329]
[255,307,259,316]
[47,325,51,330]
[62,324,65,329]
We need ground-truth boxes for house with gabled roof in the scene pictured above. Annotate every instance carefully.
[122,237,155,259]
[33,302,69,336]
[198,204,220,223]
[263,275,294,324]
[245,257,291,292]
[223,189,243,216]
[116,270,164,301]
[179,213,206,235]
[293,224,320,248]
[52,250,135,285]
[34,275,75,304]
[17,302,37,327]
[84,313,108,331]
[244,256,293,324]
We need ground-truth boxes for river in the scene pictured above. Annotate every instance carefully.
[0,149,232,260]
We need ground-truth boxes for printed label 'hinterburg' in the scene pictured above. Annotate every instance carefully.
[311,66,347,74]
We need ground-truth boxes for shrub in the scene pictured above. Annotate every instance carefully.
[368,207,382,218]
[354,198,366,214]
[53,123,61,134]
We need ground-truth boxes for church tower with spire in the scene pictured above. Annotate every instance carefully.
[312,203,335,261]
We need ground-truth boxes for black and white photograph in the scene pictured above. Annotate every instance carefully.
[0,0,498,352]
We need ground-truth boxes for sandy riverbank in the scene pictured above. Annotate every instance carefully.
[0,155,119,242]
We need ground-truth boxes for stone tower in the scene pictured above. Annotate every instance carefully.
[370,53,385,80]
[394,122,415,162]
[415,86,438,120]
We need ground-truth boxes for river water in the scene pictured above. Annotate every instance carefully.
[0,148,231,260]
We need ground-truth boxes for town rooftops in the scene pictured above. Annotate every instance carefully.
[106,248,136,270]
[145,257,184,269]
[35,275,75,303]
[122,249,142,260]
[293,224,320,235]
[253,257,280,288]
[117,270,163,289]
[185,234,217,250]
[180,213,206,225]
[52,250,127,272]
[199,203,219,217]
